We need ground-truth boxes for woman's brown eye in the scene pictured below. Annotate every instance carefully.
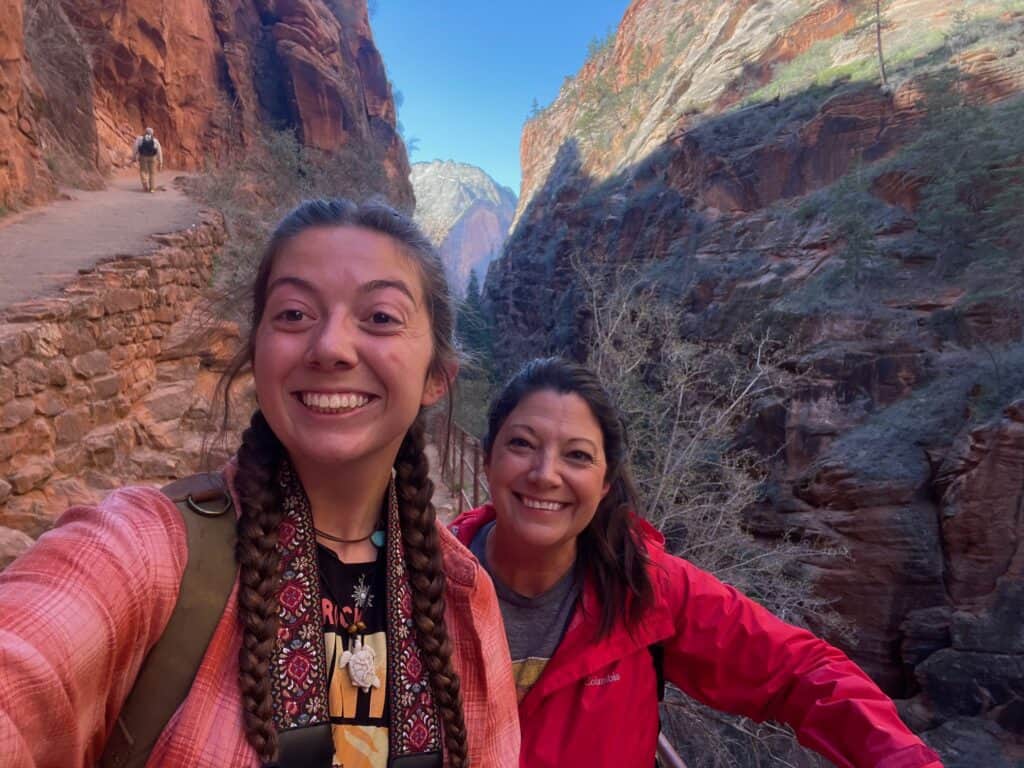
[280,309,305,322]
[372,311,397,324]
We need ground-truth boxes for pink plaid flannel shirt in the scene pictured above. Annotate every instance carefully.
[0,484,519,767]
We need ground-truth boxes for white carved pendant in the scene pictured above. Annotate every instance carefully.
[339,635,381,693]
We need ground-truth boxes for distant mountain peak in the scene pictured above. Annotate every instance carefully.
[411,160,517,294]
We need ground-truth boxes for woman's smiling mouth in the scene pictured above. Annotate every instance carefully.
[298,391,374,414]
[516,494,570,512]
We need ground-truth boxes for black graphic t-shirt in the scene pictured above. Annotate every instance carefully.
[318,545,389,768]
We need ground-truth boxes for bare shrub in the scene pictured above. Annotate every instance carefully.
[188,128,394,321]
[575,256,849,768]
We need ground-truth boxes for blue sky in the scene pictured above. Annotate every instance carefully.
[371,1,630,196]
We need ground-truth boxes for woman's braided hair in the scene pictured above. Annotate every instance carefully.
[217,199,467,765]
[396,416,468,765]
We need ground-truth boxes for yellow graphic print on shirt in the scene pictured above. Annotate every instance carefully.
[511,656,550,703]
[319,559,389,768]
[325,629,388,768]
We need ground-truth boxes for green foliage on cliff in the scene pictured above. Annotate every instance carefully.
[903,74,1024,281]
[825,344,1024,484]
[783,62,1024,312]
[745,4,1021,105]
[830,165,883,295]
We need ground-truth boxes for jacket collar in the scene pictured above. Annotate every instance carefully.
[519,565,674,718]
[436,518,480,589]
[449,503,497,547]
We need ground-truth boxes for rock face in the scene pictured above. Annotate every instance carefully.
[488,1,1024,765]
[515,0,1013,224]
[1,0,411,209]
[410,160,516,294]
[0,0,51,206]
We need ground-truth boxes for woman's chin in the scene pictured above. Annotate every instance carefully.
[506,519,574,553]
[285,442,370,474]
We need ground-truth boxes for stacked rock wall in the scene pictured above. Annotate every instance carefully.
[0,213,247,567]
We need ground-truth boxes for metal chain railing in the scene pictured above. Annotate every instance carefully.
[431,415,489,515]
[657,733,690,768]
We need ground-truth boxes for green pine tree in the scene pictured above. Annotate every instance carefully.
[456,270,493,370]
[830,164,880,298]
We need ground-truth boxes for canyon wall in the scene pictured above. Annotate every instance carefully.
[488,1,1024,764]
[1,0,411,209]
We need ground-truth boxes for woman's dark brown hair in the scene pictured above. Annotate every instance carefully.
[218,199,467,765]
[481,357,654,638]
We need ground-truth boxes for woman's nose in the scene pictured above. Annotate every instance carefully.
[306,314,358,368]
[528,452,561,487]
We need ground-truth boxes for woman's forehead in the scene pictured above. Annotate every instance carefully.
[270,225,425,301]
[505,390,604,442]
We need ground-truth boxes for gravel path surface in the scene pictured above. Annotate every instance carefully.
[0,171,201,307]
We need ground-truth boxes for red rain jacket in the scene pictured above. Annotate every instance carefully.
[451,504,943,768]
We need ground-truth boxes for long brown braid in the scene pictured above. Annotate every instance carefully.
[216,198,468,763]
[233,410,285,762]
[396,416,469,767]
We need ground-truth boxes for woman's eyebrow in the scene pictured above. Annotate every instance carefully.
[266,275,316,296]
[360,279,418,306]
[507,423,537,436]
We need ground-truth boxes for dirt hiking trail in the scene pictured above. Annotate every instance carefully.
[0,171,201,307]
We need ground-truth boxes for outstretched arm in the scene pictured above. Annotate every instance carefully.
[0,488,186,768]
[659,556,942,768]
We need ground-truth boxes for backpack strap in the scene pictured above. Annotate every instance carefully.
[649,642,665,701]
[99,472,236,768]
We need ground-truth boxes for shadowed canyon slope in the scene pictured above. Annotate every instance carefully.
[0,0,411,208]
[487,0,1024,765]
[411,160,516,295]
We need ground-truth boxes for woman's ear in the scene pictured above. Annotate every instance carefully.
[421,359,460,407]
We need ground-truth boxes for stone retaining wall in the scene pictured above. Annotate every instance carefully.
[0,211,247,566]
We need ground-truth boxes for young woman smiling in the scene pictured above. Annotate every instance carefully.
[0,200,519,767]
[450,357,942,768]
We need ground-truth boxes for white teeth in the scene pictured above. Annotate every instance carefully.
[522,497,566,511]
[301,392,369,412]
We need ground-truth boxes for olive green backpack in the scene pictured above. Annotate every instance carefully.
[99,473,236,768]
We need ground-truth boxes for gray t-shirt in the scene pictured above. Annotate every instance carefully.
[471,521,580,702]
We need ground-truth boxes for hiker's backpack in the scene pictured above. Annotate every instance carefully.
[99,473,236,768]
[138,135,158,157]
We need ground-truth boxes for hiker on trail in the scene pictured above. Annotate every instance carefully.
[132,126,163,192]
[450,357,945,768]
[0,199,519,768]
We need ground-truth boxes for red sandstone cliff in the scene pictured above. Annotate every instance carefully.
[0,0,411,209]
[490,1,1024,765]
